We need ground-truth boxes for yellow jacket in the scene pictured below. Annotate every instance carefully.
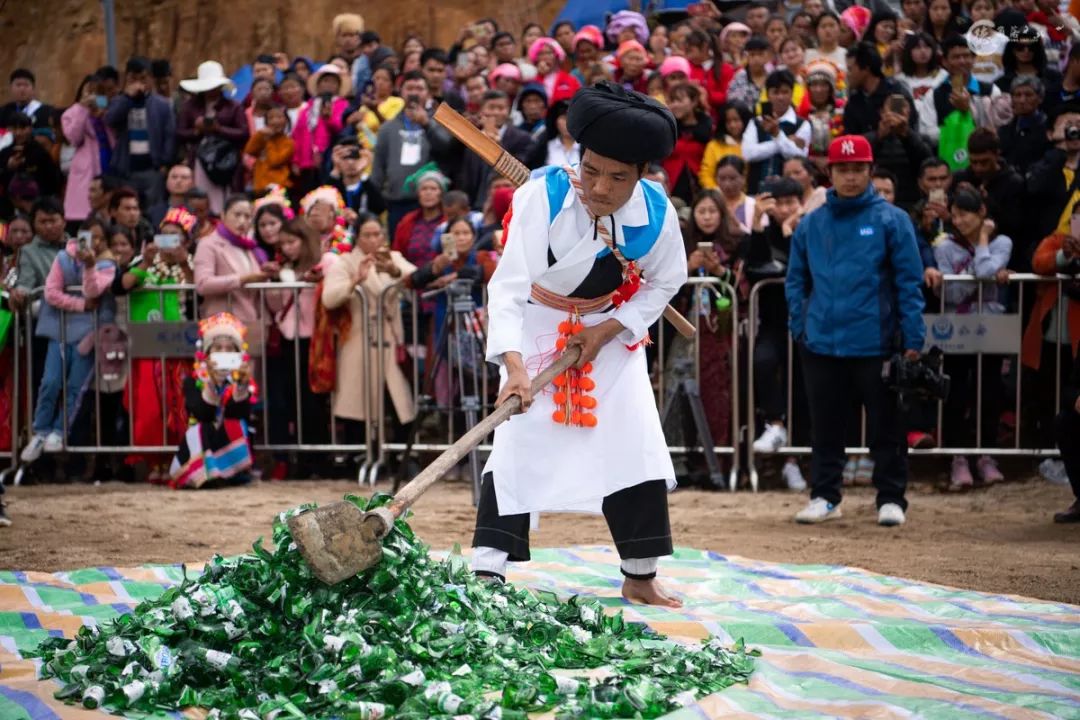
[698,139,742,190]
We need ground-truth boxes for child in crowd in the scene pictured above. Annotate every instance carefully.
[700,103,749,192]
[243,105,295,194]
[170,312,256,489]
[301,185,352,254]
[21,218,116,463]
[265,218,334,479]
[934,185,1013,490]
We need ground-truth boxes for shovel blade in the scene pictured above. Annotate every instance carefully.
[288,501,384,585]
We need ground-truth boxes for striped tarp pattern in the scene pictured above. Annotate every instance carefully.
[0,547,1078,719]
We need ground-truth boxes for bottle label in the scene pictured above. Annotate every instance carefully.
[204,649,233,670]
[324,634,346,652]
[106,637,135,657]
[399,669,425,686]
[424,681,452,700]
[122,680,146,703]
[82,685,105,707]
[439,694,464,713]
[555,675,580,694]
[171,597,194,621]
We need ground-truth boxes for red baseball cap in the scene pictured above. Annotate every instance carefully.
[827,134,874,165]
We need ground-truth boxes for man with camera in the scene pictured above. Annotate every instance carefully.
[370,70,453,238]
[786,135,925,526]
[328,138,384,217]
[1027,102,1080,244]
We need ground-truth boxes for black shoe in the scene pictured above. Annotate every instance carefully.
[1053,501,1080,524]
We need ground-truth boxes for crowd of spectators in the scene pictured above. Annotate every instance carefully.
[1,0,1080,523]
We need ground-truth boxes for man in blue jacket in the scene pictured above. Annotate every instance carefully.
[786,134,925,527]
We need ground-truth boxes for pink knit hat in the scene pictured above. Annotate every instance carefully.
[841,6,872,41]
[616,40,648,61]
[489,63,523,88]
[528,37,566,64]
[659,55,692,78]
[719,22,752,47]
[573,25,604,50]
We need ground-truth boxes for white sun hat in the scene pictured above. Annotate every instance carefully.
[179,61,235,94]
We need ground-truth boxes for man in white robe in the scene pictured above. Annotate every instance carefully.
[471,82,688,607]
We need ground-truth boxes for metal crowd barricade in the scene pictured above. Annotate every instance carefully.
[746,274,1066,489]
[4,281,374,484]
[657,276,741,491]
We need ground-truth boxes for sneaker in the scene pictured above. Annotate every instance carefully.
[20,434,46,463]
[782,460,807,491]
[43,432,63,453]
[976,455,1004,485]
[949,456,973,491]
[752,423,788,453]
[907,431,936,449]
[878,503,906,526]
[842,457,857,486]
[795,497,842,524]
[854,457,875,486]
[1039,459,1069,486]
[1053,501,1080,523]
[0,503,10,527]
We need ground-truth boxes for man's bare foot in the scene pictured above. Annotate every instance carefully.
[621,577,683,608]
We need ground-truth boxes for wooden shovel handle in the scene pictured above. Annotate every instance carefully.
[386,346,583,519]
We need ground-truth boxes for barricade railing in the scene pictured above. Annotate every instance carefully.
[4,281,374,485]
[656,276,741,491]
[746,273,1067,490]
[4,272,1069,490]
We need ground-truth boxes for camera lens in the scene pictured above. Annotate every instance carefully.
[1068,126,1080,141]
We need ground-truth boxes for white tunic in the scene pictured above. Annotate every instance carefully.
[483,167,687,516]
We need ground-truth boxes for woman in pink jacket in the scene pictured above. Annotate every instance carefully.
[61,75,115,225]
[264,217,335,477]
[292,65,351,197]
[193,195,273,326]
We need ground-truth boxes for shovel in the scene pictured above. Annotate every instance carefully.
[289,346,582,585]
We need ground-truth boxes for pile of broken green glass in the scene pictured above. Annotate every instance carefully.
[35,493,757,718]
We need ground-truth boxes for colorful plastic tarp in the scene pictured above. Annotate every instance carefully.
[1,546,1078,719]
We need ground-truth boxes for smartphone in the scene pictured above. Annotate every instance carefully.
[697,241,714,250]
[210,351,243,371]
[456,54,472,71]
[929,188,947,205]
[405,94,421,108]
[886,94,907,114]
[760,101,774,118]
[77,230,94,252]
[442,234,458,261]
[950,73,965,90]
[154,233,181,250]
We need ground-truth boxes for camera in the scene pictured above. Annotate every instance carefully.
[345,148,361,160]
[320,92,334,105]
[405,94,421,107]
[1067,126,1080,141]
[883,347,951,400]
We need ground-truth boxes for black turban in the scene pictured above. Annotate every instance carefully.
[567,81,677,164]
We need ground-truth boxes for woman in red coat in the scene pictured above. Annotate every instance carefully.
[662,83,712,204]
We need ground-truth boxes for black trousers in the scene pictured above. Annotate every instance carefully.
[266,337,330,447]
[472,473,674,563]
[754,326,788,423]
[1057,408,1080,501]
[800,347,909,510]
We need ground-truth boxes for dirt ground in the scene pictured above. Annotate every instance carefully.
[2,465,1077,605]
